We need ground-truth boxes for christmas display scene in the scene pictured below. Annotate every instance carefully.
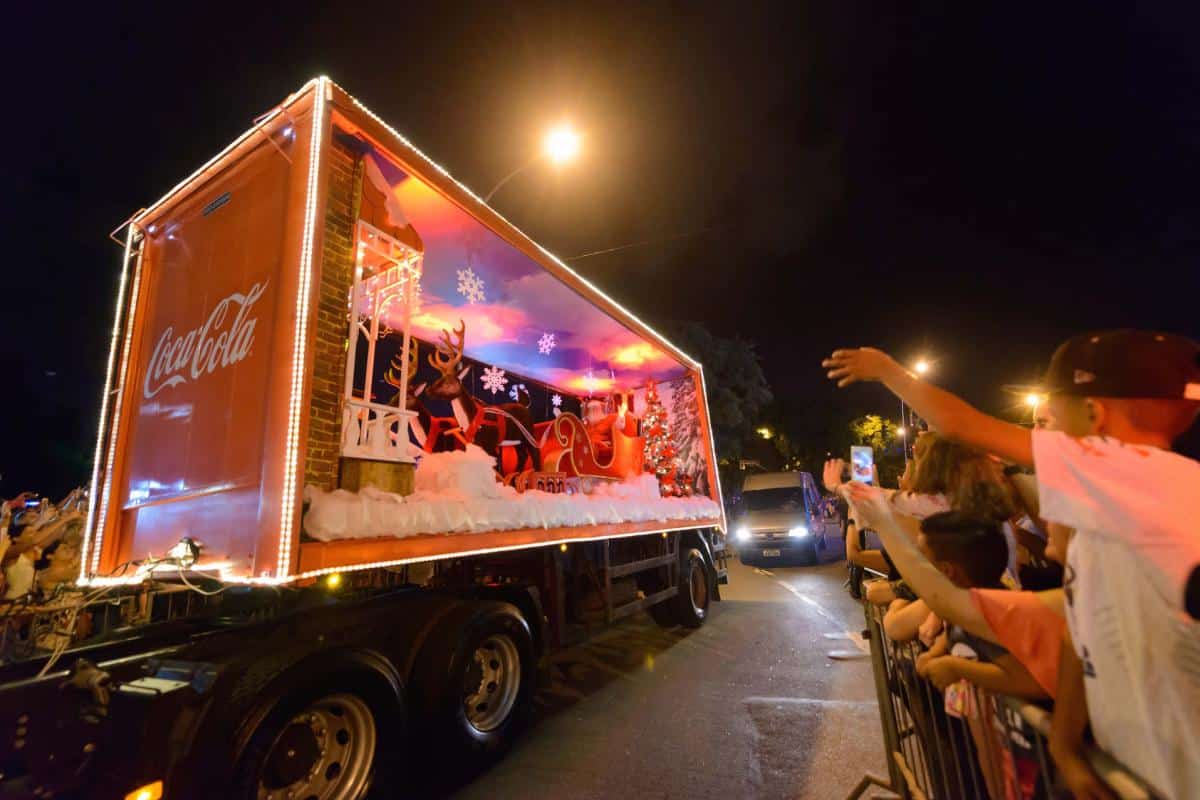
[300,122,721,558]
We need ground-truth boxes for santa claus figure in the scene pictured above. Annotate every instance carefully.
[584,391,640,463]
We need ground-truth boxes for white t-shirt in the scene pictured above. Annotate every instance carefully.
[883,489,950,519]
[1034,430,1200,799]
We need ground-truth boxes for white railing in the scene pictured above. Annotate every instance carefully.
[341,399,417,463]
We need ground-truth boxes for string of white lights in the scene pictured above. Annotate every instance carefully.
[81,226,137,582]
[89,519,718,587]
[131,79,318,229]
[90,229,147,577]
[697,366,728,528]
[275,76,329,579]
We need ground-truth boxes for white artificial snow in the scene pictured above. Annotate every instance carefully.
[303,445,721,542]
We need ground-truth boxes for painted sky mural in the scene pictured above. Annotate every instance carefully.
[353,132,689,396]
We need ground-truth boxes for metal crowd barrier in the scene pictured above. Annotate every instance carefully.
[845,570,1159,800]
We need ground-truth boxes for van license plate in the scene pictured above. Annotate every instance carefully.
[762,549,781,557]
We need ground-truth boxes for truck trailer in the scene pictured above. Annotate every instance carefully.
[0,77,727,799]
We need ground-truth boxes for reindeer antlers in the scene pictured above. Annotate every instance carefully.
[384,339,420,394]
[429,319,466,375]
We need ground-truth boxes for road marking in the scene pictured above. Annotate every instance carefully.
[744,696,877,709]
[774,579,870,655]
[753,567,775,577]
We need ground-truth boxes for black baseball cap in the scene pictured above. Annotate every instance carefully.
[1043,329,1200,399]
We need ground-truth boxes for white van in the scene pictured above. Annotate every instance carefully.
[733,471,843,565]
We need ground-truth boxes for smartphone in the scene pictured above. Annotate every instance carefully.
[850,446,874,484]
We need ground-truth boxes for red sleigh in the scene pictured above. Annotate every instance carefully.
[540,412,645,481]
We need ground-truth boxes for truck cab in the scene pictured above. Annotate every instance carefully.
[732,472,842,566]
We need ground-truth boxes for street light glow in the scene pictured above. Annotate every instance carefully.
[1025,393,1042,408]
[757,426,773,439]
[896,426,907,436]
[914,359,931,375]
[543,124,581,165]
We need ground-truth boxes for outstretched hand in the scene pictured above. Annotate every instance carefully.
[822,348,901,388]
[822,458,845,493]
[844,481,893,532]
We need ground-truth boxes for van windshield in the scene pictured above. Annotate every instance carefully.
[743,487,805,513]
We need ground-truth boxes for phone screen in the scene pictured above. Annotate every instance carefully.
[850,446,874,484]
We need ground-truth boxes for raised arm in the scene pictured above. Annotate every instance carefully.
[845,481,997,643]
[823,348,1033,467]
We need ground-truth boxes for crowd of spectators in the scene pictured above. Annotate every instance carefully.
[820,330,1199,800]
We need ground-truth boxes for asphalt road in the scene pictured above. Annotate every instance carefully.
[422,557,889,800]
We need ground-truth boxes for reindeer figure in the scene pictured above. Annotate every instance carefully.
[383,339,434,450]
[426,321,541,472]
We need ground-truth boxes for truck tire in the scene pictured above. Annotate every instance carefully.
[647,547,713,628]
[233,688,387,800]
[412,601,535,762]
[674,547,713,628]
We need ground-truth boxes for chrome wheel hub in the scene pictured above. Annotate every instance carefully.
[689,561,708,615]
[463,634,521,733]
[258,693,376,800]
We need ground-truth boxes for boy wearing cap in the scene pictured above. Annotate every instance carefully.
[823,330,1200,800]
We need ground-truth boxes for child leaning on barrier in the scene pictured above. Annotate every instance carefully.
[869,511,1048,699]
[825,330,1200,800]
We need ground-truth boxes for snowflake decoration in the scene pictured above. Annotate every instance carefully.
[481,365,508,395]
[537,332,556,355]
[551,393,563,408]
[456,267,486,304]
[508,382,527,401]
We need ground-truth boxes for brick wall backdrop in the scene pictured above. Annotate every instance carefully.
[304,136,363,490]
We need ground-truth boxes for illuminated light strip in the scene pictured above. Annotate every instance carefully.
[78,518,721,587]
[276,76,329,579]
[90,228,147,576]
[129,79,320,228]
[697,366,727,532]
[286,520,719,581]
[331,80,704,372]
[81,226,137,582]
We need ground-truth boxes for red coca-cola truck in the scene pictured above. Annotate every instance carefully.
[0,77,727,799]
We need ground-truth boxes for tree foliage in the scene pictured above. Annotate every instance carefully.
[850,414,899,451]
[662,321,773,470]
[849,413,904,487]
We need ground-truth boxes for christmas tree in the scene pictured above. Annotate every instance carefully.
[642,380,679,495]
[667,375,703,496]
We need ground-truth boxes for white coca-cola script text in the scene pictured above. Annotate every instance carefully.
[143,281,269,399]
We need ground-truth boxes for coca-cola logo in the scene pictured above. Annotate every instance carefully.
[143,281,268,399]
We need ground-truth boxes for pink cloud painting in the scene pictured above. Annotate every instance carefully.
[356,138,689,395]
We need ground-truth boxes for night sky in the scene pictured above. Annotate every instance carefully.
[5,2,1199,495]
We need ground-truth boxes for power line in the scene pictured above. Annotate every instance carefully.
[564,226,715,261]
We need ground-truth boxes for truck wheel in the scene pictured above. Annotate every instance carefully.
[235,691,381,800]
[415,601,535,761]
[674,547,713,628]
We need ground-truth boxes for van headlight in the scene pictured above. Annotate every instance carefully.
[736,525,751,542]
[789,526,809,538]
